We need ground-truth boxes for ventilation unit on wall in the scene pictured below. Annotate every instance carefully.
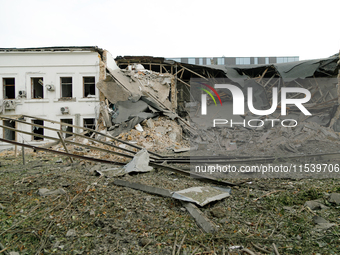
[46,84,55,91]
[18,90,27,98]
[60,107,69,114]
[4,100,16,110]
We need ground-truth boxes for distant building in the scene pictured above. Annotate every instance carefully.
[166,56,299,66]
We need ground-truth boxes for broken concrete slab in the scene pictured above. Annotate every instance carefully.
[38,188,67,197]
[135,123,143,132]
[304,200,328,210]
[111,100,148,124]
[313,216,336,230]
[328,193,340,205]
[95,167,125,177]
[96,76,131,105]
[123,148,153,174]
[172,186,231,207]
[313,216,329,224]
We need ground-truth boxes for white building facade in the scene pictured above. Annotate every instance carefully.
[0,46,117,147]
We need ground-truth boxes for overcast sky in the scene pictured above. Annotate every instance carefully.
[0,0,339,60]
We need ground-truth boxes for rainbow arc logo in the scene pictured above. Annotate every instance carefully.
[199,83,222,106]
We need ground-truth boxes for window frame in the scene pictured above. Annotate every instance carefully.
[60,118,73,138]
[3,77,15,99]
[60,77,73,99]
[83,76,96,98]
[31,77,44,99]
[32,119,44,141]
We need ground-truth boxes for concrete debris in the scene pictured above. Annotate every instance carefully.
[65,229,77,238]
[96,64,180,137]
[94,167,125,177]
[123,148,153,174]
[173,147,191,153]
[145,118,154,128]
[304,200,328,210]
[192,120,340,156]
[313,216,336,230]
[117,116,188,153]
[172,186,231,207]
[38,188,67,197]
[328,193,340,205]
[135,123,143,132]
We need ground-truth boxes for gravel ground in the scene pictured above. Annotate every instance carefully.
[1,148,340,254]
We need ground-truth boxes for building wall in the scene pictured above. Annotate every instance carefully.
[0,50,103,146]
[166,56,300,65]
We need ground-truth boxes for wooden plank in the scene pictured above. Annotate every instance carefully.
[0,124,135,159]
[182,202,217,233]
[263,74,276,88]
[174,67,184,76]
[9,115,163,158]
[258,68,268,83]
[0,137,126,166]
[181,65,208,81]
[177,77,190,88]
[171,77,177,111]
[113,179,172,198]
[0,117,138,156]
[180,69,185,79]
[57,131,74,163]
[22,146,25,165]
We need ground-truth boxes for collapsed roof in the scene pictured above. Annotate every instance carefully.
[113,53,340,132]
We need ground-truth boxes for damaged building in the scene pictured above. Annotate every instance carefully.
[0,46,117,147]
[1,47,340,153]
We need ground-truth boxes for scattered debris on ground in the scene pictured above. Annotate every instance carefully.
[1,151,340,254]
[1,53,340,254]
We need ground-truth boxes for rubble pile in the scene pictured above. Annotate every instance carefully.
[116,116,189,153]
[192,121,340,156]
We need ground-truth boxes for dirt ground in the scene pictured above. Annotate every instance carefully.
[1,145,340,255]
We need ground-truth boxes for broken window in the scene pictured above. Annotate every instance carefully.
[32,120,44,140]
[83,77,95,97]
[3,120,15,140]
[3,78,15,99]
[60,119,73,138]
[61,77,72,98]
[83,118,95,137]
[31,77,44,99]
